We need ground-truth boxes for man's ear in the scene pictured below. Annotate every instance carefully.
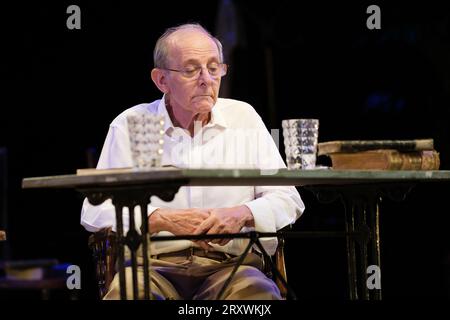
[151,68,169,94]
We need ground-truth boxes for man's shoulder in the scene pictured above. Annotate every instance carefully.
[216,98,261,121]
[216,98,254,111]
[110,100,161,128]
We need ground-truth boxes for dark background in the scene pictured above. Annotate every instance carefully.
[0,1,449,299]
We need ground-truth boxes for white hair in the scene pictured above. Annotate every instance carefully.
[153,23,224,68]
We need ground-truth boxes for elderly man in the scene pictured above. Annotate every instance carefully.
[81,23,304,300]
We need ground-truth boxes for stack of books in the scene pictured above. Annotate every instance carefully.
[317,139,440,170]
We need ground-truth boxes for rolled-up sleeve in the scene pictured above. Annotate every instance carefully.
[245,185,304,254]
[243,113,305,254]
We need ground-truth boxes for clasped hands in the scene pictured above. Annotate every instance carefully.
[149,206,255,250]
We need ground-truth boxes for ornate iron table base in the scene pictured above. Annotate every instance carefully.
[306,183,415,300]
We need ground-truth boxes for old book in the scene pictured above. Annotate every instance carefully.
[318,139,434,156]
[0,259,59,281]
[76,166,179,176]
[327,149,440,170]
[76,167,133,176]
[5,267,45,281]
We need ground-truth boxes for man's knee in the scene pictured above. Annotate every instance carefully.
[103,267,178,300]
[224,266,282,300]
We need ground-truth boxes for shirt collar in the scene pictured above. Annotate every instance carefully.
[156,96,175,135]
[156,95,228,136]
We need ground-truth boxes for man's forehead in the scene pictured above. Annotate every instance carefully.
[167,29,219,61]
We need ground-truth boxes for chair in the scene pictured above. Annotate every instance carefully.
[88,228,117,298]
[89,228,289,299]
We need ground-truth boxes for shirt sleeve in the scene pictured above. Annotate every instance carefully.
[243,113,305,255]
[80,125,159,234]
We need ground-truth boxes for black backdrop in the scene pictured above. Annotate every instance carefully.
[0,1,449,299]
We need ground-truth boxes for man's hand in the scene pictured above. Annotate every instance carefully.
[193,205,255,246]
[148,208,212,250]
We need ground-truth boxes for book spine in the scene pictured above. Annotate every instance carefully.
[397,153,422,170]
[329,150,440,170]
[384,151,439,170]
[420,150,440,170]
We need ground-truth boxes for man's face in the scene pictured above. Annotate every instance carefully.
[163,30,222,116]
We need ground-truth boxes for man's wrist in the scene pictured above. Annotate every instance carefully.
[148,208,166,233]
[239,205,255,228]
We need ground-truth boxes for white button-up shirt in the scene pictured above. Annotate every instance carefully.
[81,97,304,255]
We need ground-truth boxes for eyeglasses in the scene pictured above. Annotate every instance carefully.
[161,63,228,79]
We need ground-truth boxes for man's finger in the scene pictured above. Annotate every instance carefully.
[193,208,210,218]
[196,240,213,250]
[194,217,215,235]
[206,225,225,244]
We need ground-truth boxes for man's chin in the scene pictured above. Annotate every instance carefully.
[194,102,215,113]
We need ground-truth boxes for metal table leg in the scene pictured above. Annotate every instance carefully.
[82,184,182,300]
[307,185,385,300]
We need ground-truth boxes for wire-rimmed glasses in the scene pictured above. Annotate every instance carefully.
[161,63,228,80]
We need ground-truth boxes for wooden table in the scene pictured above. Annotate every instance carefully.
[22,168,450,300]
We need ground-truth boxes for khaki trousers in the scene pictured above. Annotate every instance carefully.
[104,250,281,300]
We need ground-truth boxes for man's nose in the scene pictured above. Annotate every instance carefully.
[197,67,214,85]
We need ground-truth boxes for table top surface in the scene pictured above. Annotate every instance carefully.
[22,168,450,189]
